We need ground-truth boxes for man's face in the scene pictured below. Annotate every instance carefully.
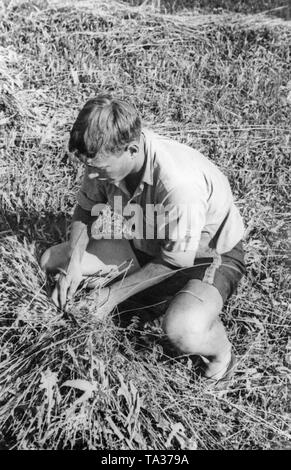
[72,145,136,183]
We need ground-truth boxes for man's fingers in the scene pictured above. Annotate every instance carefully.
[51,271,81,310]
[51,279,67,309]
[59,277,69,308]
[67,278,80,300]
[51,285,60,308]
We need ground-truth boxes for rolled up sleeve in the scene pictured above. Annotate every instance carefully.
[158,186,207,268]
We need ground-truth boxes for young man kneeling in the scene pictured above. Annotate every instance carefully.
[41,94,246,382]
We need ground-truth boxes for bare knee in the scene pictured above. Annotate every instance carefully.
[40,242,69,273]
[40,247,52,271]
[162,306,211,353]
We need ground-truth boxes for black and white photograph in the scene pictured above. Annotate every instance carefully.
[0,0,290,452]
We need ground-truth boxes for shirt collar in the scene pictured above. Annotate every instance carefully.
[114,130,153,193]
[139,130,153,186]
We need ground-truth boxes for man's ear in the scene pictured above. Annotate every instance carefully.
[128,143,139,156]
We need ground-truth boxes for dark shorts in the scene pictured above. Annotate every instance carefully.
[129,241,246,307]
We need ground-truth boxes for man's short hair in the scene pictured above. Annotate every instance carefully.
[68,94,141,157]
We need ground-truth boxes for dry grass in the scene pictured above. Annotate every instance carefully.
[0,0,290,450]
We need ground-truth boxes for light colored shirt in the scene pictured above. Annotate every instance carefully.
[77,128,245,268]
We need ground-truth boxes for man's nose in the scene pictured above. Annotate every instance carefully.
[89,163,108,172]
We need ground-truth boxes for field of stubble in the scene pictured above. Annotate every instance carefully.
[0,0,290,450]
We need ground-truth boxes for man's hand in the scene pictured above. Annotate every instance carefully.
[51,258,83,309]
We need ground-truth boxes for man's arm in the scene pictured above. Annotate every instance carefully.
[52,204,94,308]
[68,204,92,262]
